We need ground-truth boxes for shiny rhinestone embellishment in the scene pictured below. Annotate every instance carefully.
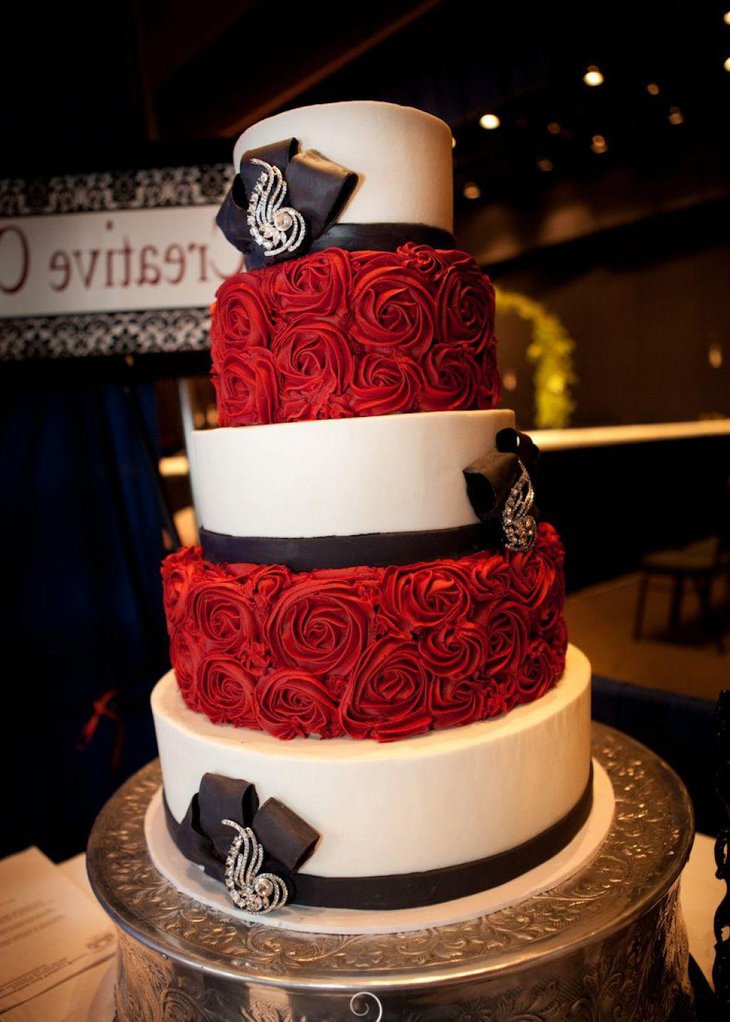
[246,159,305,257]
[221,819,288,914]
[502,461,537,552]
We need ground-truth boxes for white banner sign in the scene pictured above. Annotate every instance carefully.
[0,206,244,318]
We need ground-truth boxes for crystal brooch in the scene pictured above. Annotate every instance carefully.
[246,159,306,257]
[502,462,537,552]
[221,819,288,914]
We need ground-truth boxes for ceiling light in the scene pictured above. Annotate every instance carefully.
[547,122,561,135]
[537,157,554,172]
[724,56,730,72]
[591,134,608,154]
[479,113,501,130]
[463,182,481,200]
[646,82,660,96]
[451,136,456,149]
[583,66,604,87]
[668,106,684,125]
[724,11,730,25]
[709,344,723,369]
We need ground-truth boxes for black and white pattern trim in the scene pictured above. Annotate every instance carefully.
[1,309,211,361]
[0,165,233,218]
[0,163,232,360]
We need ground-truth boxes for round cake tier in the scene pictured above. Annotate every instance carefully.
[87,725,695,1022]
[161,525,567,741]
[210,245,500,427]
[191,409,514,539]
[233,100,454,232]
[152,645,590,880]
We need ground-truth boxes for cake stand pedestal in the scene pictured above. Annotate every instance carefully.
[87,724,696,1021]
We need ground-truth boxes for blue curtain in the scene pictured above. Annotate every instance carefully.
[0,374,170,860]
[592,674,719,836]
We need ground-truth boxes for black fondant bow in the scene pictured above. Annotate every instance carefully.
[217,138,358,269]
[463,427,540,526]
[167,772,319,891]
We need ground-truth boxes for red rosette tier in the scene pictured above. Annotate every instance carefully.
[211,244,500,427]
[161,524,567,742]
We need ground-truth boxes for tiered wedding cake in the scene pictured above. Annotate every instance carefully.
[150,101,593,919]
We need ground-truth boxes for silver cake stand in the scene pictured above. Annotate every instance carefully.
[87,723,697,1021]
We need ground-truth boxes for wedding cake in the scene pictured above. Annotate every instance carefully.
[150,101,593,919]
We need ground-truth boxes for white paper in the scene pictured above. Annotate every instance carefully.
[0,848,115,1014]
[0,958,116,1022]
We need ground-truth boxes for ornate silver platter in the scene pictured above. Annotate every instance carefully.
[87,724,696,1021]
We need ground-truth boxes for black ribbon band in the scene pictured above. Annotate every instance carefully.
[200,523,500,571]
[307,223,456,255]
[164,766,594,911]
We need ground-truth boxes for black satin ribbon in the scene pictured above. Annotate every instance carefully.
[165,766,594,911]
[200,523,500,571]
[463,427,540,526]
[171,772,319,884]
[217,138,358,269]
[308,222,456,254]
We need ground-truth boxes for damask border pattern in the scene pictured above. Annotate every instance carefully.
[1,308,212,361]
[0,165,232,218]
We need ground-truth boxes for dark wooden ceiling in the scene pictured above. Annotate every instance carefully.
[134,0,446,140]
[2,0,728,264]
[7,0,728,154]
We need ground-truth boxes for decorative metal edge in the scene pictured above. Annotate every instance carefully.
[86,723,694,990]
[0,165,233,218]
[111,890,695,1022]
[0,308,212,361]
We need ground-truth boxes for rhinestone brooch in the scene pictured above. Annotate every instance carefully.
[502,461,537,552]
[246,159,306,257]
[221,819,288,914]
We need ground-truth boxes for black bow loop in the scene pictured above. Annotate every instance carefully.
[463,428,540,551]
[167,772,319,900]
[217,137,358,269]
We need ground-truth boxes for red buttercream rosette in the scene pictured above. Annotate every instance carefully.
[161,525,568,742]
[210,245,500,426]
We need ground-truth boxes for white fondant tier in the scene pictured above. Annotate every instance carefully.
[145,760,613,934]
[152,645,591,879]
[191,409,514,538]
[233,101,454,233]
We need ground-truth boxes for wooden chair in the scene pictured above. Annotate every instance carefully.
[633,488,730,654]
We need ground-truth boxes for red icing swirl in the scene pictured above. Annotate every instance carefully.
[272,319,354,422]
[340,636,431,742]
[196,656,258,728]
[256,669,340,739]
[264,575,373,676]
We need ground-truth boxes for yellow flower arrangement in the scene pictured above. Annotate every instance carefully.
[494,288,578,429]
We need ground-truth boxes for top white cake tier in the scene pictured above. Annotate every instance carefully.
[233,101,454,232]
